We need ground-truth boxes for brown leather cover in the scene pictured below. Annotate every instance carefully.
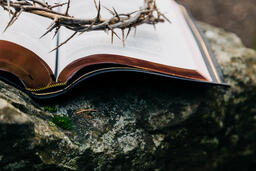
[0,40,54,89]
[0,41,208,92]
[58,54,208,83]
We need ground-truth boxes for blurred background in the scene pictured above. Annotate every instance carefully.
[177,0,256,50]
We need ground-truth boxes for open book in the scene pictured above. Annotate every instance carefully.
[0,0,226,98]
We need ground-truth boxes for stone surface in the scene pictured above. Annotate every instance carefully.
[1,22,256,170]
[179,0,256,49]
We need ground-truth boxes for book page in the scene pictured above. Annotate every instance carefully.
[58,0,211,81]
[0,4,57,73]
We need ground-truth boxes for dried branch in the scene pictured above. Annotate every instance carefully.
[0,0,170,50]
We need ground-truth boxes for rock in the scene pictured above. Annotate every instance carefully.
[179,0,256,49]
[1,22,256,170]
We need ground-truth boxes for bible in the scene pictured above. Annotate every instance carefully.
[0,0,226,99]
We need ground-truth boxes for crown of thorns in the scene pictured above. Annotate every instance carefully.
[0,0,170,51]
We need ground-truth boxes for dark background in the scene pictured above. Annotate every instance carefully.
[178,0,256,50]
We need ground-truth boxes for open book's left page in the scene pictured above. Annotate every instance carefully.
[0,4,57,72]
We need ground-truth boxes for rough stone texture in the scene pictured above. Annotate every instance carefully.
[1,22,256,170]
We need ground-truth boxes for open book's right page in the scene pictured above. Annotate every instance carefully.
[58,0,212,81]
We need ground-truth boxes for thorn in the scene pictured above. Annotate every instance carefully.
[49,2,68,9]
[160,13,171,24]
[93,0,99,11]
[3,10,22,32]
[7,0,10,17]
[65,0,71,16]
[47,17,58,30]
[111,30,114,44]
[112,30,121,40]
[126,27,131,39]
[112,8,120,21]
[128,9,142,16]
[102,5,115,16]
[50,31,77,52]
[107,25,121,41]
[152,22,156,30]
[122,29,125,47]
[52,26,60,39]
[133,26,137,37]
[105,28,109,35]
[96,0,101,21]
[40,24,57,39]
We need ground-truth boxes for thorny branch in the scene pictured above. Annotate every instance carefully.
[0,0,170,51]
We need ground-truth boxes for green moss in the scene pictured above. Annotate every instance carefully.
[44,106,57,113]
[50,115,72,130]
[73,141,81,147]
[48,121,56,127]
